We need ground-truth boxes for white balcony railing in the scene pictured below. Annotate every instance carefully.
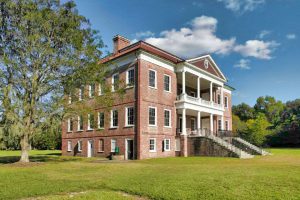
[176,93,224,110]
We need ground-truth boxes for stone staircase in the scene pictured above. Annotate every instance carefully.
[188,129,264,159]
[232,137,270,156]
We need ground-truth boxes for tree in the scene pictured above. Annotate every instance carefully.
[232,114,247,135]
[244,113,271,146]
[0,0,107,162]
[254,96,285,124]
[280,99,300,130]
[232,103,255,121]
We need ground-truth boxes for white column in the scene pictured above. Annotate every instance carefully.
[197,111,201,130]
[182,70,186,95]
[182,108,186,135]
[210,82,213,102]
[197,77,201,99]
[210,114,214,134]
[220,86,224,106]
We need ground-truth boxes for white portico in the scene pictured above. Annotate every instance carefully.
[175,56,227,137]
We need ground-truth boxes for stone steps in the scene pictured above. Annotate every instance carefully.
[232,137,271,156]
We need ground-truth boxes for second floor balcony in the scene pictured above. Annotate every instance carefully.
[176,93,223,110]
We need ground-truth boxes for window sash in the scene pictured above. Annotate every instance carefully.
[164,110,171,127]
[217,94,221,104]
[164,139,170,151]
[112,74,119,91]
[149,70,156,88]
[149,107,156,125]
[225,97,228,108]
[78,115,83,131]
[218,120,222,131]
[89,84,95,97]
[127,69,135,86]
[111,110,118,127]
[149,139,156,152]
[225,121,229,131]
[88,114,94,130]
[68,118,73,132]
[98,112,105,128]
[126,107,134,126]
[164,75,170,92]
[79,86,84,101]
[78,141,82,152]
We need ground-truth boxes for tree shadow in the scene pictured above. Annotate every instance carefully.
[0,154,79,164]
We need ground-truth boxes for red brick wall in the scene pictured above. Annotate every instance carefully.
[137,59,177,159]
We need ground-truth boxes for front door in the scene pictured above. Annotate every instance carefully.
[126,139,134,160]
[87,140,94,157]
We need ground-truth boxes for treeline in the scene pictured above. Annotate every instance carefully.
[232,96,300,147]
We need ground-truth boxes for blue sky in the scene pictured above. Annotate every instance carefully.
[71,0,299,106]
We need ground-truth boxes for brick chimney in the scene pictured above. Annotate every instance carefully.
[113,35,131,54]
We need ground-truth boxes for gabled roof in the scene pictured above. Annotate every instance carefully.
[186,55,227,81]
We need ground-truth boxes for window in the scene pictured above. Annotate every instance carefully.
[77,115,83,131]
[98,112,104,129]
[149,138,156,152]
[149,70,156,88]
[89,84,95,98]
[164,75,171,92]
[126,68,135,86]
[99,139,104,152]
[126,107,134,126]
[218,120,222,131]
[164,139,171,151]
[111,110,118,128]
[67,141,72,152]
[111,139,117,152]
[79,86,84,101]
[67,118,73,132]
[225,97,228,108]
[225,121,229,131]
[148,107,156,126]
[191,118,196,131]
[112,73,119,92]
[175,138,181,151]
[217,94,221,104]
[98,83,103,96]
[164,109,171,127]
[78,141,82,152]
[88,114,94,130]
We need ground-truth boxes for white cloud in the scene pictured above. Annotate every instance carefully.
[217,0,265,13]
[234,40,279,60]
[258,30,271,39]
[234,59,251,69]
[135,31,155,38]
[144,16,236,58]
[286,34,296,40]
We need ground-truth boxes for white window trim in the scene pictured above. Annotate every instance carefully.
[87,114,94,131]
[67,141,72,152]
[164,109,171,128]
[126,67,135,88]
[98,112,104,129]
[77,116,83,131]
[164,139,171,151]
[125,106,134,127]
[110,110,118,128]
[149,138,156,152]
[148,106,157,127]
[225,96,228,108]
[68,94,72,104]
[88,85,93,98]
[111,139,117,152]
[98,83,103,96]
[148,69,157,89]
[163,74,171,93]
[67,118,72,132]
[78,141,82,152]
[78,88,83,101]
[112,73,119,92]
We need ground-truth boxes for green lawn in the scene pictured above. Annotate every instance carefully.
[0,149,300,200]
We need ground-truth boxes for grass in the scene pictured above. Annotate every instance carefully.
[0,149,300,200]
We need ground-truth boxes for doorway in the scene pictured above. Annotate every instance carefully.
[87,140,94,158]
[126,139,134,160]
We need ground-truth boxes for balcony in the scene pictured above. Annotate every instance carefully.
[176,93,224,110]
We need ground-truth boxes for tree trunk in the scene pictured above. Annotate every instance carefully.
[19,134,30,163]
